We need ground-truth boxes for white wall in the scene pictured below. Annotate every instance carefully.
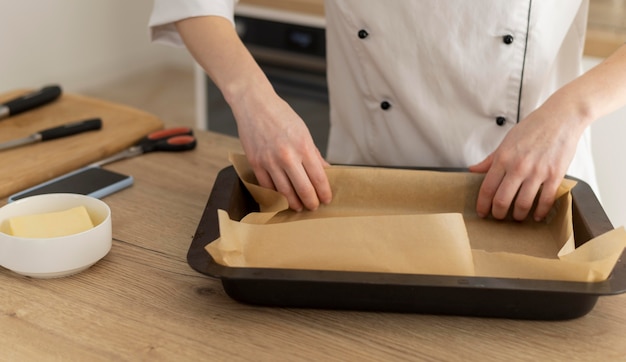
[0,0,192,93]
[585,56,626,228]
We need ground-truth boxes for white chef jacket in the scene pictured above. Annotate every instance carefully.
[149,0,599,194]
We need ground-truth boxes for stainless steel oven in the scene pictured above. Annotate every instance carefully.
[197,6,330,155]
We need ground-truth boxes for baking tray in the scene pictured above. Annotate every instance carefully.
[188,166,626,320]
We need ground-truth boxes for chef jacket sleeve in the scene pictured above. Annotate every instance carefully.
[149,0,238,46]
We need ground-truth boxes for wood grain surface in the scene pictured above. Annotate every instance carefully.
[0,89,163,199]
[240,0,324,16]
[2,130,626,360]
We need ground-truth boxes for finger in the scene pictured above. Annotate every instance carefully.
[475,166,505,218]
[490,174,524,220]
[304,154,332,205]
[319,156,331,168]
[533,179,560,222]
[268,168,305,211]
[512,179,542,221]
[468,153,494,173]
[253,167,276,190]
[254,165,305,210]
[283,162,322,211]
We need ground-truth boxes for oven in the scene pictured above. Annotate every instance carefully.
[195,5,330,156]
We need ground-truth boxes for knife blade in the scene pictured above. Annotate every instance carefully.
[0,85,62,121]
[0,118,102,151]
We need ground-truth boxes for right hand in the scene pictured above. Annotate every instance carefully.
[174,16,332,210]
[231,86,333,211]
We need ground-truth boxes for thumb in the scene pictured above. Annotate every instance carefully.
[468,153,494,173]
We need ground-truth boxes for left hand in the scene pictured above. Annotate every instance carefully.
[469,104,585,221]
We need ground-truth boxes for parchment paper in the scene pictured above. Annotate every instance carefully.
[206,154,626,282]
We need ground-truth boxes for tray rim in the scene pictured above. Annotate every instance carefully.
[189,165,626,296]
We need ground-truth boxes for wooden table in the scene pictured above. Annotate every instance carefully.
[2,130,626,361]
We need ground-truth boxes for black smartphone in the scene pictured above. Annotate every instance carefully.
[8,166,133,202]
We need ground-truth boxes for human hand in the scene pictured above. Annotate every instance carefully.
[174,16,332,211]
[469,105,586,221]
[232,88,332,211]
[174,16,330,210]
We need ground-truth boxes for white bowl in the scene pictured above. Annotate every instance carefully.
[0,193,112,278]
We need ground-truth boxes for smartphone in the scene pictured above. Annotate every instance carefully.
[8,166,133,202]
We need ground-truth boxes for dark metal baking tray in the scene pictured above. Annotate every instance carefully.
[188,166,626,320]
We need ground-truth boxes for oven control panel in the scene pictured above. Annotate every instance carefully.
[235,15,326,72]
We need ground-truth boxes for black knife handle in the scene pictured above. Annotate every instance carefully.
[4,85,62,116]
[39,118,102,141]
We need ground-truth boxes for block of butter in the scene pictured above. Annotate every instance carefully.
[9,206,94,238]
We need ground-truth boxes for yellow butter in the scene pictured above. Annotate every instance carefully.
[9,206,94,238]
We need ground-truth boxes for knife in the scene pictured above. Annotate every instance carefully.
[0,85,62,121]
[0,118,102,151]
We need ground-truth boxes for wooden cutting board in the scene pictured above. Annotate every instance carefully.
[0,89,163,199]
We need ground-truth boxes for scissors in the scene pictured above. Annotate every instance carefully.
[90,127,197,167]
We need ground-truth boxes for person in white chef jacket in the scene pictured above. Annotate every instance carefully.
[150,0,626,222]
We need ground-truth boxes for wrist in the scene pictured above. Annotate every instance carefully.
[543,85,595,135]
[222,69,275,109]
